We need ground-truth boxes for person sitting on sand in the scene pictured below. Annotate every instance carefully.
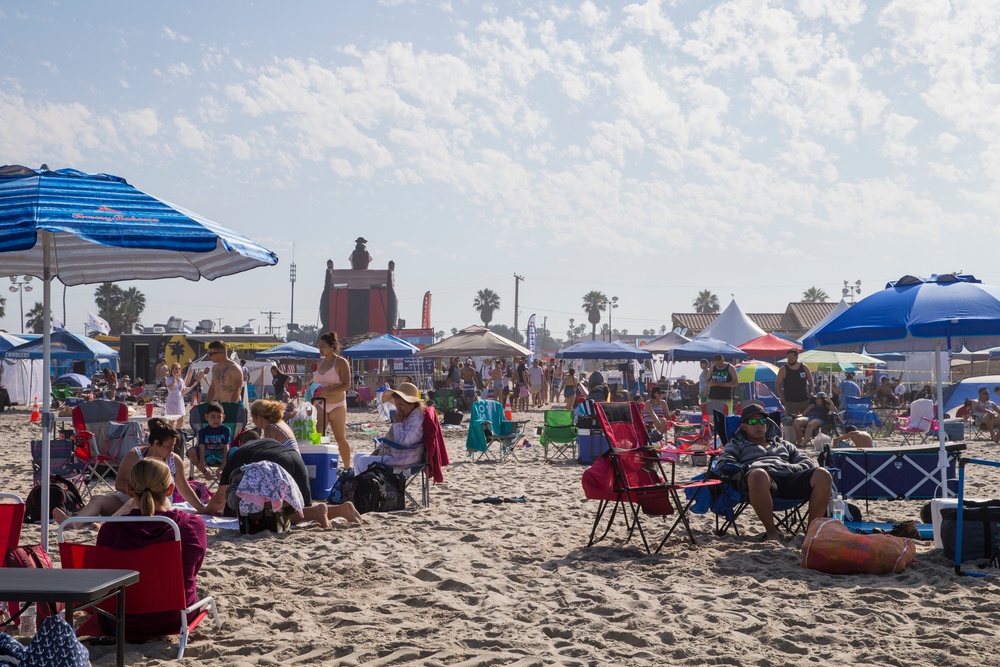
[830,425,873,449]
[55,418,206,525]
[717,404,833,542]
[200,438,363,527]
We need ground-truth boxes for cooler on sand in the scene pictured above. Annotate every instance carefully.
[577,429,610,465]
[299,444,339,502]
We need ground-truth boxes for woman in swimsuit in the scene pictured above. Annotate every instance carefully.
[314,331,352,468]
[249,399,300,452]
[54,418,206,525]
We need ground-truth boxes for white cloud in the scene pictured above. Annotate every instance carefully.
[117,108,160,137]
[174,116,207,150]
[162,27,190,43]
[40,60,58,74]
[881,113,919,163]
[799,0,865,29]
[166,62,193,78]
[623,0,681,45]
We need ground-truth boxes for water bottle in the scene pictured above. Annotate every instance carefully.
[831,494,846,522]
[20,603,36,636]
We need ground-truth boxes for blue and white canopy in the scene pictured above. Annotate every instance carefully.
[342,334,420,360]
[254,340,321,360]
[1,329,118,361]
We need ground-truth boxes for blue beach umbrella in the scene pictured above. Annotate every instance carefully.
[668,337,748,362]
[804,273,1000,496]
[0,165,278,547]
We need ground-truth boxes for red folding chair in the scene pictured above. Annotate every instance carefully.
[0,493,25,626]
[58,515,221,659]
[581,403,719,554]
[71,400,130,493]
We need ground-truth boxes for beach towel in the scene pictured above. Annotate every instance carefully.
[801,518,916,574]
[234,461,305,518]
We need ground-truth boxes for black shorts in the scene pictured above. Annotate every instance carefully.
[765,468,820,499]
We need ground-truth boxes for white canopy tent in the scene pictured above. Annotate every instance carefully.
[695,299,765,347]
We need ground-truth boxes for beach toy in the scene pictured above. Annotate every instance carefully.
[30,397,40,423]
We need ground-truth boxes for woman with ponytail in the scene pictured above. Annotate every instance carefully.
[93,458,208,639]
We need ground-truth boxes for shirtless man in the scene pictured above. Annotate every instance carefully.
[205,340,245,403]
[831,425,873,448]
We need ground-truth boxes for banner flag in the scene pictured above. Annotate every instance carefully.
[88,312,111,335]
[527,314,537,363]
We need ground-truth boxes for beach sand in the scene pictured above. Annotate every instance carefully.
[4,405,1000,666]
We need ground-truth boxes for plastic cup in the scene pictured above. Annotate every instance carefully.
[145,402,155,418]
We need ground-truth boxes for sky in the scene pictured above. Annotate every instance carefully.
[1,0,999,342]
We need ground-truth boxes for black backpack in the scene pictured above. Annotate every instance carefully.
[25,475,86,523]
[351,463,406,513]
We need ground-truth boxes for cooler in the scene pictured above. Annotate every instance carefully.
[299,444,339,502]
[942,418,964,442]
[829,443,966,500]
[577,428,610,465]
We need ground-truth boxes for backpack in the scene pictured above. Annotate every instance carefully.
[328,468,357,504]
[351,463,406,513]
[4,545,64,625]
[24,475,85,524]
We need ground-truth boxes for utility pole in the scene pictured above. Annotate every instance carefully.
[513,273,524,344]
[289,244,297,331]
[260,310,281,335]
[541,315,547,351]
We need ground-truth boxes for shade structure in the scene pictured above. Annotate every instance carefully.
[739,333,801,359]
[54,373,91,388]
[800,299,850,344]
[734,361,779,383]
[342,334,419,360]
[638,331,689,355]
[669,337,748,362]
[415,325,531,358]
[1,329,118,362]
[556,339,652,360]
[253,340,320,360]
[940,375,1000,414]
[0,332,27,352]
[0,165,278,549]
[695,299,765,346]
[797,349,880,372]
[804,273,1000,497]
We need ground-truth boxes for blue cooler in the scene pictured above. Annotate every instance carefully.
[577,428,610,465]
[299,444,339,501]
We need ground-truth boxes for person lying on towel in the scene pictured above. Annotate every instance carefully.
[717,404,833,542]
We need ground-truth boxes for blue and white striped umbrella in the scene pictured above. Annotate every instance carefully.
[0,164,278,548]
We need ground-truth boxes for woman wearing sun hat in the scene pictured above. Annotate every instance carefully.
[353,382,426,474]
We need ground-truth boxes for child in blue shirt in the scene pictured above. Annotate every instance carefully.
[191,401,231,480]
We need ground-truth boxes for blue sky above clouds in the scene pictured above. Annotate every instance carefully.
[1,0,998,341]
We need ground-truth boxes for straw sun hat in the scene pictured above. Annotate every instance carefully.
[382,382,424,406]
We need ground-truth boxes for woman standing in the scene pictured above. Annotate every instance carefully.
[164,363,195,428]
[314,332,352,468]
[563,367,579,410]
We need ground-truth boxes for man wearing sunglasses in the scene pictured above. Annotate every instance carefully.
[718,404,832,542]
[205,340,245,404]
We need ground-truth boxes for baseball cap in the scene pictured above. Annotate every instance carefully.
[740,404,768,423]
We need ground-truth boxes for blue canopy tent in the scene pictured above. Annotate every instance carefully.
[556,339,652,360]
[1,329,119,375]
[0,332,27,352]
[0,165,278,549]
[342,334,419,360]
[253,340,321,360]
[668,337,748,362]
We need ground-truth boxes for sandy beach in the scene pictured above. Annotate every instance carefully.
[4,404,1000,667]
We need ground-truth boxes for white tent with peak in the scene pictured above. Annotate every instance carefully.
[695,299,765,347]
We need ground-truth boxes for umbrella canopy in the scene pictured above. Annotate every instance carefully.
[797,349,880,372]
[804,273,1000,497]
[739,333,800,359]
[556,339,652,360]
[342,334,419,360]
[253,340,320,360]
[0,332,28,352]
[0,165,278,549]
[639,331,689,355]
[734,360,780,383]
[1,329,118,361]
[669,337,748,362]
[54,372,91,388]
[415,325,532,358]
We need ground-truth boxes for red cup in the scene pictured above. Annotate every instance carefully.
[145,402,155,418]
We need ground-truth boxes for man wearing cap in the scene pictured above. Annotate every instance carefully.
[706,354,738,409]
[775,349,813,417]
[719,405,833,541]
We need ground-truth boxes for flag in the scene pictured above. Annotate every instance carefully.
[527,314,537,363]
[51,318,66,331]
[88,312,111,335]
[421,292,432,329]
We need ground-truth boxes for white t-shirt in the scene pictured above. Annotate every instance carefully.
[528,366,544,386]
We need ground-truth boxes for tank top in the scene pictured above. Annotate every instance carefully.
[707,364,734,400]
[781,363,810,402]
[133,446,177,477]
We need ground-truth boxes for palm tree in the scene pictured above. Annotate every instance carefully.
[0,296,5,320]
[802,286,829,303]
[473,289,501,326]
[582,290,608,341]
[25,302,45,334]
[692,290,720,314]
[119,286,146,332]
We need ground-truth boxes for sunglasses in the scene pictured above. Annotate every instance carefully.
[743,417,768,426]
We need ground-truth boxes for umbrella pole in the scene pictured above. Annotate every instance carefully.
[41,237,53,550]
[935,340,949,498]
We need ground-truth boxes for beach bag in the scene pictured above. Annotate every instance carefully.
[24,475,85,523]
[352,463,405,513]
[329,468,356,504]
[226,468,290,535]
[801,518,916,574]
[175,480,212,506]
[20,615,90,667]
[939,500,1000,561]
[443,409,463,426]
[290,402,317,444]
[4,545,64,625]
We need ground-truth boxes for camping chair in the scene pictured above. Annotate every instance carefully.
[465,399,527,463]
[0,493,25,625]
[895,398,935,446]
[51,382,79,408]
[187,402,247,482]
[709,411,813,539]
[31,438,91,499]
[582,402,719,554]
[371,405,447,508]
[58,516,222,660]
[539,410,578,461]
[356,385,374,407]
[837,396,883,433]
[70,400,133,494]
